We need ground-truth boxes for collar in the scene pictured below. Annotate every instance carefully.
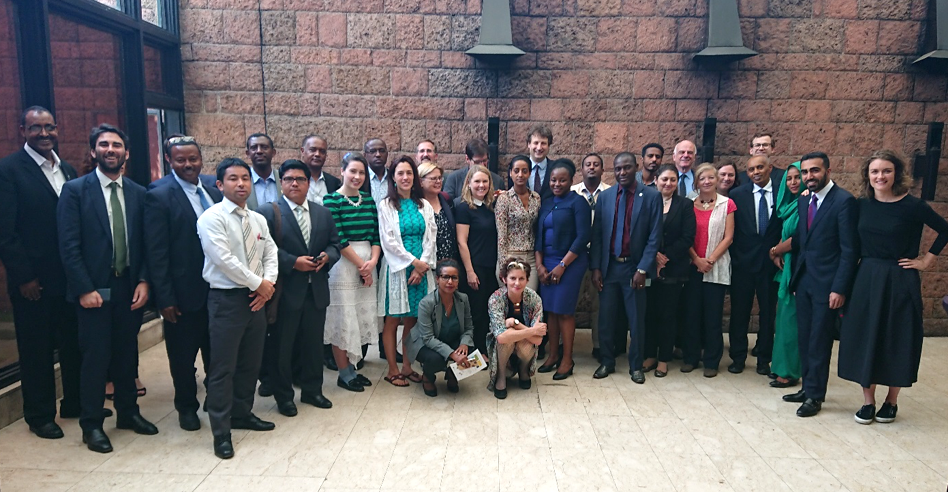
[621,181,637,195]
[473,198,484,207]
[813,180,835,201]
[250,167,274,184]
[95,167,122,188]
[678,169,692,178]
[369,167,387,181]
[311,171,325,183]
[573,181,606,195]
[531,158,548,170]
[222,196,244,214]
[284,195,308,212]
[753,179,773,194]
[24,142,61,168]
[172,170,199,192]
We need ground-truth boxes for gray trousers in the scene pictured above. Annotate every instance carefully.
[207,288,267,437]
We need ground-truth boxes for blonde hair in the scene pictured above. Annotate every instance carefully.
[460,165,496,210]
[417,160,442,179]
[692,162,717,191]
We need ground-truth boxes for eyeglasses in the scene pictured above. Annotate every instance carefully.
[471,158,489,166]
[26,124,57,134]
[167,136,196,145]
[281,176,308,184]
[438,275,459,281]
[752,143,772,149]
[424,175,443,182]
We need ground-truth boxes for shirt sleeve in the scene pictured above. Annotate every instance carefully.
[197,210,265,291]
[727,198,737,214]
[921,199,948,255]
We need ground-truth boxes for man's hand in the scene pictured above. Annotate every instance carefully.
[294,256,317,272]
[131,282,149,310]
[79,291,103,309]
[160,306,181,324]
[19,279,42,301]
[632,271,647,289]
[591,269,603,292]
[829,292,846,310]
[255,279,275,300]
[313,252,329,272]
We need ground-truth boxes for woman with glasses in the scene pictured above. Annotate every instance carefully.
[455,165,498,357]
[418,161,458,262]
[323,152,381,391]
[495,155,541,291]
[406,259,474,397]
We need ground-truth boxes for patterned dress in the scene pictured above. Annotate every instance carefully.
[385,198,428,317]
[486,286,543,391]
[434,208,458,261]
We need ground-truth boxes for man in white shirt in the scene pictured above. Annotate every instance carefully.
[416,139,438,164]
[673,140,697,197]
[300,134,341,205]
[362,138,390,205]
[197,158,279,459]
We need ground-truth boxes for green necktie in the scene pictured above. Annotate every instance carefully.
[109,182,127,275]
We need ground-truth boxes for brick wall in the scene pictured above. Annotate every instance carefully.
[180,0,948,334]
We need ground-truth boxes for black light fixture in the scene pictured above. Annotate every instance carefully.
[465,0,525,64]
[914,0,948,71]
[693,0,757,66]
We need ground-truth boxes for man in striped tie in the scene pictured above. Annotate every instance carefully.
[197,158,279,459]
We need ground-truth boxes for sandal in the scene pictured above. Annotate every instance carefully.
[404,371,423,383]
[384,374,410,387]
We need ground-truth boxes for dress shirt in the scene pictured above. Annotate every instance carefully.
[196,196,278,291]
[306,172,329,205]
[367,167,389,205]
[678,169,694,196]
[811,180,835,211]
[250,167,279,204]
[24,142,65,196]
[571,180,611,222]
[611,184,637,258]
[529,158,548,193]
[284,195,310,243]
[95,167,129,267]
[753,179,774,232]
[172,170,212,218]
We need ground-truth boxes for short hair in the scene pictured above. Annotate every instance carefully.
[464,138,489,160]
[342,151,369,171]
[861,149,913,198]
[417,139,437,152]
[279,159,311,180]
[20,105,53,126]
[386,155,424,211]
[692,162,717,191]
[751,131,775,147]
[300,134,326,149]
[435,258,460,277]
[642,143,665,157]
[88,123,128,150]
[508,154,532,175]
[499,256,532,281]
[614,152,636,166]
[363,138,386,152]
[715,161,741,189]
[549,158,576,180]
[246,133,274,149]
[163,133,202,158]
[216,157,251,182]
[581,153,603,166]
[800,151,830,170]
[526,125,553,145]
[417,160,443,179]
[460,165,496,210]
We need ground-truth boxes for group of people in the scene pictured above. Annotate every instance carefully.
[1,107,945,461]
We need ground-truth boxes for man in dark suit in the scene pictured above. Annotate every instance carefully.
[300,134,341,205]
[784,151,857,417]
[590,152,663,384]
[257,160,341,416]
[145,135,222,431]
[58,124,157,453]
[442,139,505,200]
[526,126,554,200]
[0,106,81,439]
[727,156,784,376]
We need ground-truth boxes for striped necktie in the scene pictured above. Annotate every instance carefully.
[234,207,262,276]
[295,205,310,248]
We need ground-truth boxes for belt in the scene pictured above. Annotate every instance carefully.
[111,269,128,278]
[612,256,631,263]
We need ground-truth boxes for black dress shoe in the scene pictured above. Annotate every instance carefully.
[552,365,573,381]
[630,370,646,384]
[257,383,273,397]
[277,400,298,417]
[355,374,372,387]
[727,361,745,374]
[537,361,558,373]
[231,414,275,431]
[116,414,159,435]
[783,389,807,403]
[179,412,201,431]
[751,345,759,357]
[337,377,365,392]
[82,428,113,453]
[494,386,507,399]
[300,393,333,409]
[593,365,615,379]
[796,398,822,417]
[422,382,438,398]
[769,378,798,389]
[324,357,338,371]
[29,422,64,439]
[768,373,778,380]
[756,363,771,375]
[214,434,234,459]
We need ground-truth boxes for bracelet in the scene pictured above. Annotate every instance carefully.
[558,261,567,269]
[771,247,777,256]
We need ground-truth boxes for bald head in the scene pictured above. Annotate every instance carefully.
[673,140,697,174]
[745,155,773,187]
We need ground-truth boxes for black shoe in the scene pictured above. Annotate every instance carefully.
[277,400,298,417]
[179,412,201,431]
[537,361,559,373]
[552,366,573,381]
[680,364,695,373]
[355,374,372,387]
[214,434,234,459]
[796,398,822,417]
[593,364,615,379]
[783,389,807,403]
[768,373,778,380]
[703,368,718,378]
[103,408,114,418]
[29,422,64,439]
[631,370,646,384]
[257,383,273,397]
[518,378,532,390]
[875,402,898,423]
[300,393,332,409]
[855,404,876,425]
[116,414,159,435]
[672,347,683,360]
[337,377,365,392]
[769,378,798,388]
[756,363,771,375]
[324,357,338,371]
[356,358,365,370]
[82,428,113,453]
[727,361,745,374]
[751,345,759,357]
[422,381,438,398]
[494,386,507,399]
[231,414,275,431]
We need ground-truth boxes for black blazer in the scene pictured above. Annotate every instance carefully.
[321,171,342,195]
[144,174,223,312]
[729,179,784,274]
[0,149,78,297]
[657,193,697,281]
[790,184,858,299]
[438,192,456,232]
[534,192,591,255]
[57,171,148,302]
[257,198,341,311]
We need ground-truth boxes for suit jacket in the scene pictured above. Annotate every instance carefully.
[57,172,148,302]
[658,193,697,281]
[590,184,663,278]
[320,171,342,195]
[406,289,475,361]
[257,198,341,311]
[443,167,506,201]
[790,184,858,300]
[246,178,282,210]
[144,174,223,312]
[0,149,78,296]
[729,179,784,274]
[534,192,591,255]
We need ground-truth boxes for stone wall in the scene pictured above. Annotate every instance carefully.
[179,0,948,334]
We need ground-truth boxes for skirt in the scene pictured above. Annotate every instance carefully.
[837,258,924,388]
[325,241,380,364]
[539,250,587,315]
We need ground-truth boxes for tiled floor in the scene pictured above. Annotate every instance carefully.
[1,334,947,491]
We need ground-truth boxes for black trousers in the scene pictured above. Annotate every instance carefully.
[163,307,210,414]
[681,270,726,370]
[795,275,837,401]
[11,291,80,427]
[270,285,325,403]
[728,267,777,366]
[416,346,453,381]
[207,288,267,437]
[644,280,684,363]
[77,274,143,431]
[460,264,498,356]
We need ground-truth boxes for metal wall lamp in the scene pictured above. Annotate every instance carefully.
[693,0,758,66]
[914,0,948,71]
[465,0,526,64]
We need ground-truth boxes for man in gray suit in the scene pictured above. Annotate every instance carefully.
[245,133,281,209]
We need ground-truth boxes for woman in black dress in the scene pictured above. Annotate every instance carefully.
[838,150,948,425]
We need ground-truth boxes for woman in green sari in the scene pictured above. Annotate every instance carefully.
[767,162,803,388]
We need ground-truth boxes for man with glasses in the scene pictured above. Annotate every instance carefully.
[300,134,341,205]
[750,132,776,157]
[443,138,505,200]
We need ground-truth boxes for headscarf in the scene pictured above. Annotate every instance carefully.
[774,161,802,296]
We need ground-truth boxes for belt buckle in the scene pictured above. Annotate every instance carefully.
[615,257,629,263]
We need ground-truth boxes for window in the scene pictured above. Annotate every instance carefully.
[144,44,166,94]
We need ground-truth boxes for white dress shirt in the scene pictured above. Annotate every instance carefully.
[95,167,129,267]
[753,179,774,232]
[172,170,212,218]
[811,180,835,211]
[250,167,279,204]
[284,195,310,242]
[306,172,328,205]
[367,167,389,205]
[529,158,548,193]
[24,142,65,196]
[571,180,611,221]
[196,197,278,290]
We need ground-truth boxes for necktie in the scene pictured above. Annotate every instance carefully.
[807,193,818,230]
[678,174,687,197]
[533,167,542,193]
[758,188,769,235]
[586,191,595,208]
[196,186,211,211]
[295,205,310,248]
[109,182,127,276]
[613,190,626,256]
[235,207,263,276]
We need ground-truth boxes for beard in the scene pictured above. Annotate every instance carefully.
[94,151,126,174]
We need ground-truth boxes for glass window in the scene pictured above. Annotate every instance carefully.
[0,0,19,373]
[143,0,164,28]
[94,0,120,11]
[147,108,164,182]
[144,44,165,94]
[49,14,124,175]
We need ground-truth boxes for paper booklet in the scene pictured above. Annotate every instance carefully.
[449,349,487,381]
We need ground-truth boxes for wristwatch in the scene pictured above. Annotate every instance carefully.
[558,260,567,268]
[636,269,646,275]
